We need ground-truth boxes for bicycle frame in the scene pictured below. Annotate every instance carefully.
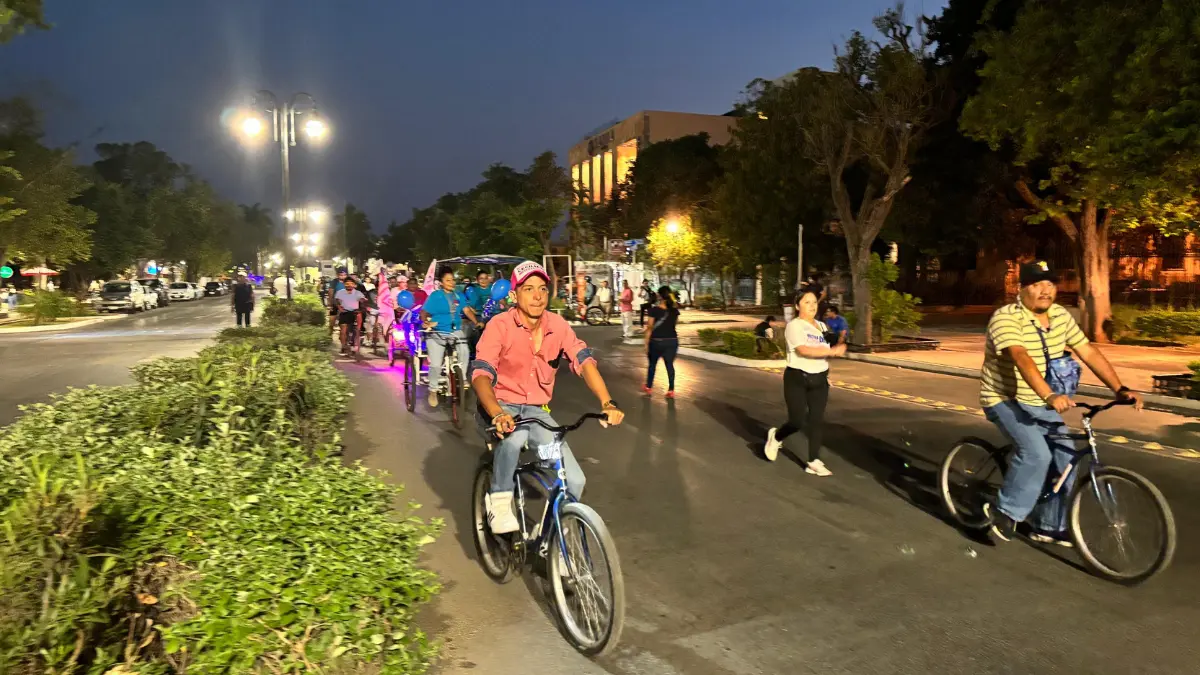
[1038,401,1129,509]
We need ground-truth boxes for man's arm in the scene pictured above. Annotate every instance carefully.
[463,305,479,326]
[1003,345,1058,403]
[1073,342,1143,408]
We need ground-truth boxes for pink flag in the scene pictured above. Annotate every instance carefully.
[423,260,438,294]
[376,268,396,329]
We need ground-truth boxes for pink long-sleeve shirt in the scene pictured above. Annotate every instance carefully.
[469,308,596,406]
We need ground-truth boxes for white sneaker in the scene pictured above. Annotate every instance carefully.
[805,459,833,477]
[764,428,782,462]
[485,492,520,534]
[427,390,439,408]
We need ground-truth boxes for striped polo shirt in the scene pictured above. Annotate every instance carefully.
[980,302,1088,408]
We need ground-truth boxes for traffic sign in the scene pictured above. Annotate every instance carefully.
[0,266,11,279]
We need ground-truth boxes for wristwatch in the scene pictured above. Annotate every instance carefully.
[602,399,620,410]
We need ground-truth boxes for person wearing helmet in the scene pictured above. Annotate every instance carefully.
[468,261,625,534]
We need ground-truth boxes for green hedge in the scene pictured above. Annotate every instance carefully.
[261,294,327,327]
[721,330,758,358]
[0,331,439,673]
[1133,309,1200,338]
[216,324,332,352]
[697,328,721,344]
[694,294,723,310]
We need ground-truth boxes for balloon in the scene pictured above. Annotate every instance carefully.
[464,285,478,302]
[490,279,511,301]
[397,290,415,309]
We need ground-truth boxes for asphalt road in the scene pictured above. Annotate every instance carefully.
[342,326,1200,675]
[0,295,248,425]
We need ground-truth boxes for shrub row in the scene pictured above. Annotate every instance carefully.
[260,294,327,328]
[1132,309,1200,338]
[216,324,332,352]
[0,317,439,673]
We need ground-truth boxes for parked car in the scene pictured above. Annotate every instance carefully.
[203,281,225,297]
[189,282,204,299]
[140,283,160,310]
[138,278,170,307]
[96,280,150,313]
[168,281,194,302]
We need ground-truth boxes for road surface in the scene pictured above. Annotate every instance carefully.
[342,326,1200,675]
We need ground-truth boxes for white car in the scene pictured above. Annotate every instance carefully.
[96,280,151,313]
[168,281,194,302]
[140,283,159,310]
[190,282,204,299]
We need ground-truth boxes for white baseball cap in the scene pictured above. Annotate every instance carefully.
[511,261,550,287]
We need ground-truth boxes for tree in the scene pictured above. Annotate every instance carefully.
[0,99,94,267]
[70,180,149,283]
[755,8,938,343]
[506,151,572,259]
[962,0,1200,341]
[335,203,376,266]
[617,134,723,238]
[646,215,704,274]
[232,203,274,270]
[0,0,47,43]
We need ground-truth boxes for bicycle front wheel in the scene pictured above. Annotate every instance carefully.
[585,307,604,326]
[403,353,417,412]
[939,438,1005,530]
[1070,466,1176,584]
[550,502,625,657]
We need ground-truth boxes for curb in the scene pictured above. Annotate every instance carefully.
[0,315,119,334]
[845,352,1200,418]
[676,346,787,369]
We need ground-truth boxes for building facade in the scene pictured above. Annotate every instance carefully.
[567,110,738,204]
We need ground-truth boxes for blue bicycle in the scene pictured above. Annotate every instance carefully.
[939,399,1175,584]
[471,413,626,656]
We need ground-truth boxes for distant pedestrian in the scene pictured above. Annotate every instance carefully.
[823,305,848,345]
[764,290,846,476]
[5,285,17,313]
[638,280,657,326]
[88,279,101,293]
[594,279,613,322]
[232,273,255,327]
[754,315,777,354]
[643,286,680,398]
[619,280,635,338]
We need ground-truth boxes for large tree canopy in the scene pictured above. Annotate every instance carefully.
[961,0,1200,340]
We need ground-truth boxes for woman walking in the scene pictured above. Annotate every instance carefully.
[643,285,680,398]
[764,290,845,476]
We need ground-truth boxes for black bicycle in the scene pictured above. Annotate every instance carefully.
[471,413,625,656]
[939,398,1175,584]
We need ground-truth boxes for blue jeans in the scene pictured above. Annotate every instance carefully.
[478,403,586,500]
[985,400,1074,532]
[426,331,468,393]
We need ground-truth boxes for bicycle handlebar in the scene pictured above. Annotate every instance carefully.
[487,412,609,435]
[1077,397,1135,418]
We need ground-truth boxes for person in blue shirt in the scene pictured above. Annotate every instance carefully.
[420,265,480,408]
[823,304,849,345]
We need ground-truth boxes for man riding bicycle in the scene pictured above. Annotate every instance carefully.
[334,277,367,355]
[469,261,625,534]
[981,261,1142,545]
[421,265,481,408]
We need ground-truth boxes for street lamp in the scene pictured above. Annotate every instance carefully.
[229,90,328,300]
[665,218,681,234]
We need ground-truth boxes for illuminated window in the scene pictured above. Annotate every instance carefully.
[571,164,581,203]
[580,159,592,203]
[591,155,602,204]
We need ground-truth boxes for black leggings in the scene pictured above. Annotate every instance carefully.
[646,338,678,391]
[235,305,253,327]
[775,368,829,461]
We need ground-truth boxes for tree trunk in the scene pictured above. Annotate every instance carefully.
[1076,201,1112,343]
[848,242,873,345]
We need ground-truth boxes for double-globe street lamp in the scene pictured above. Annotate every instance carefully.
[231,90,328,300]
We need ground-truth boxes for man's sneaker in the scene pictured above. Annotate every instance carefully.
[984,503,1017,542]
[764,428,782,462]
[805,459,833,477]
[427,390,439,408]
[485,492,520,534]
[1019,523,1075,548]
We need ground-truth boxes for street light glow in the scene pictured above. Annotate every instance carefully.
[305,117,327,139]
[241,115,264,137]
[290,233,301,242]
[308,208,327,224]
[309,232,321,243]
[284,209,295,221]
[665,218,681,234]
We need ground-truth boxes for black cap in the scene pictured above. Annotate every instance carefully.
[1019,261,1058,287]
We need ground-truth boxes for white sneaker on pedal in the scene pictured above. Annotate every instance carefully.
[764,428,782,462]
[485,492,520,534]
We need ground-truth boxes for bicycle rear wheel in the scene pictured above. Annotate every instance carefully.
[403,353,417,412]
[549,502,625,657]
[472,457,516,583]
[448,364,461,428]
[939,438,1005,529]
[585,307,605,326]
[1070,466,1176,584]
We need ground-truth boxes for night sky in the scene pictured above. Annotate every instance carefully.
[2,0,948,231]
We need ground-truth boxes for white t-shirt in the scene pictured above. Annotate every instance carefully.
[784,318,830,373]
